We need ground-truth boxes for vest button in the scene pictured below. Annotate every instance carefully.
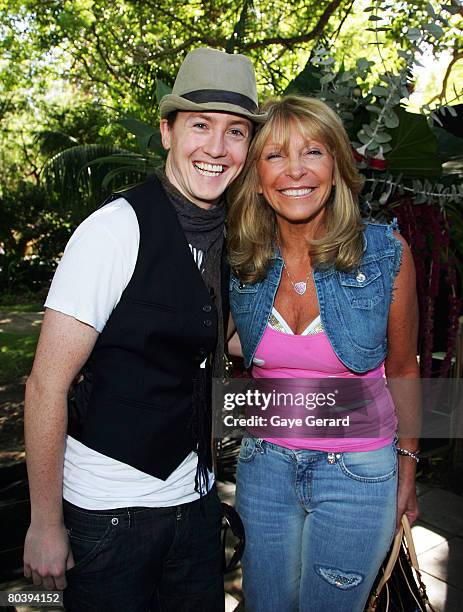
[202,304,212,312]
[203,319,212,327]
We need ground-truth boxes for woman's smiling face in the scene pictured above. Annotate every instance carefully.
[257,120,335,225]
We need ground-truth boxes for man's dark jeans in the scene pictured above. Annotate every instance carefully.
[62,486,224,612]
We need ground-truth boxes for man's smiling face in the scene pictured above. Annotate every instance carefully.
[160,111,252,209]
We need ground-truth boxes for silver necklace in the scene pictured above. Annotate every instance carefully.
[282,259,311,296]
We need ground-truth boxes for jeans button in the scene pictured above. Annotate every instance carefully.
[111,517,119,526]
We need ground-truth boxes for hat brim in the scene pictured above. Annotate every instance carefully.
[159,94,267,124]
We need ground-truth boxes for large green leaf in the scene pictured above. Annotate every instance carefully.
[34,130,79,156]
[41,144,145,222]
[387,108,441,179]
[431,126,463,163]
[284,60,322,96]
[117,117,162,156]
[155,79,172,103]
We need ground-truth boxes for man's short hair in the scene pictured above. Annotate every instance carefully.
[166,111,178,128]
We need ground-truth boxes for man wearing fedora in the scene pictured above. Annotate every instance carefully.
[23,48,265,611]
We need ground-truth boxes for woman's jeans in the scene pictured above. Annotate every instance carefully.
[236,438,397,612]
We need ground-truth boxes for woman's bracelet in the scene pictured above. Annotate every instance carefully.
[396,446,420,463]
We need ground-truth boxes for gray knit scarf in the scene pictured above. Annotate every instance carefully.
[154,167,226,377]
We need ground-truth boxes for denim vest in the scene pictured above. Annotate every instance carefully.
[230,222,402,373]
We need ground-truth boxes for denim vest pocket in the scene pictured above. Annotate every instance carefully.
[230,278,259,314]
[338,261,384,309]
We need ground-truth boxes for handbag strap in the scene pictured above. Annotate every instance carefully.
[401,514,420,568]
[374,516,406,593]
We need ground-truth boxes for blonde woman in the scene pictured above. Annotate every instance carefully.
[228,96,419,612]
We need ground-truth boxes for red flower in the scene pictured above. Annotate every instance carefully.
[368,156,388,170]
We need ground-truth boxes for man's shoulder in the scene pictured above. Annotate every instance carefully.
[76,197,138,244]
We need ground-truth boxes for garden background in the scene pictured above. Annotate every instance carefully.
[1,0,462,609]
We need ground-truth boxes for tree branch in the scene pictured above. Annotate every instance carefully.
[331,0,355,44]
[240,0,344,50]
[91,24,127,84]
[72,51,126,98]
[146,36,227,61]
[226,0,250,53]
[427,46,463,106]
[20,139,40,185]
[143,0,345,59]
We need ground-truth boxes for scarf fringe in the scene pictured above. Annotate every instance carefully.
[191,367,212,497]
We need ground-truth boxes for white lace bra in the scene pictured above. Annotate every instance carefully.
[268,307,324,336]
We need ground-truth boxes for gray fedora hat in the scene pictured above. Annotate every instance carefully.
[159,47,267,123]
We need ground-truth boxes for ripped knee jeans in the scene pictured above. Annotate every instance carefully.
[236,438,397,612]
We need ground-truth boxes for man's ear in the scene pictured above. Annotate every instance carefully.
[159,119,171,151]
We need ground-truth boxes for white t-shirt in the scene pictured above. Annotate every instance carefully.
[46,197,212,510]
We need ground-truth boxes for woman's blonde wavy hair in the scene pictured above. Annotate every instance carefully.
[228,95,365,283]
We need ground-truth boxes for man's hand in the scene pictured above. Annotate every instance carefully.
[24,522,75,590]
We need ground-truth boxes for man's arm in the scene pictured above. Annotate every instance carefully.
[385,233,420,530]
[23,308,98,590]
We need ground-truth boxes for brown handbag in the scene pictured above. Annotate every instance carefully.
[366,515,437,611]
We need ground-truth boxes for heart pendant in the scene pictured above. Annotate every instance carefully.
[294,282,307,295]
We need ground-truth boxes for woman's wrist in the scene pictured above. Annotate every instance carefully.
[397,455,417,481]
[396,446,420,462]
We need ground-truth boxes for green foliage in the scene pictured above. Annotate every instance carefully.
[0,181,72,294]
[34,102,131,156]
[0,0,461,298]
[282,2,462,209]
[387,108,442,178]
[2,0,356,113]
[116,118,165,158]
[0,331,39,384]
[0,302,43,312]
[432,126,463,163]
[42,143,143,222]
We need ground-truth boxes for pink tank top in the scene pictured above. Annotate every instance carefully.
[252,314,396,452]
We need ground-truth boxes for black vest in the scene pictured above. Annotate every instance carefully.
[69,176,224,480]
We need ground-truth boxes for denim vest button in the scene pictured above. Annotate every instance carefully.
[202,304,212,312]
[203,320,212,327]
[356,271,366,283]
